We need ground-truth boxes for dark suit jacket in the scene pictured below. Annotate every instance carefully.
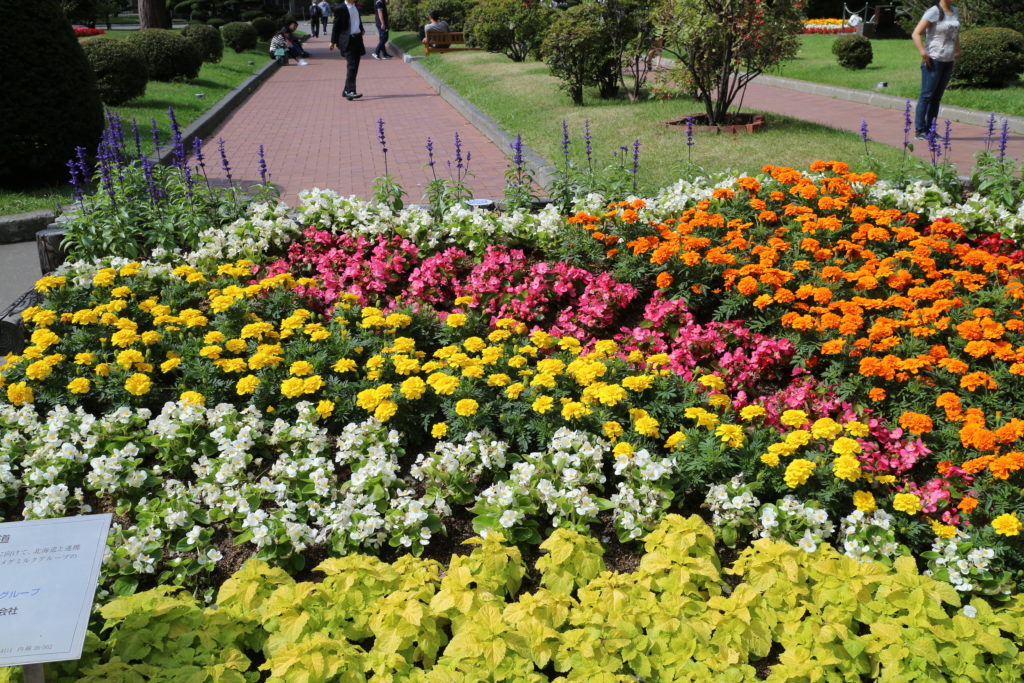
[331,2,365,55]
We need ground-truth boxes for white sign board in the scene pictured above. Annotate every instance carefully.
[0,514,111,667]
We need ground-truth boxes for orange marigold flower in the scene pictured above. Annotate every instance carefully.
[961,455,995,474]
[737,276,759,295]
[869,387,886,401]
[821,339,845,355]
[957,496,979,513]
[655,272,673,289]
[960,371,997,392]
[898,411,934,435]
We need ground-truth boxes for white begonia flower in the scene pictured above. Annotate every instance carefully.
[962,605,977,618]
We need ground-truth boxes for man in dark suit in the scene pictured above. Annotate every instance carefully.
[330,0,365,100]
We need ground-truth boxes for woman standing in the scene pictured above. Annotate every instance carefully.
[911,0,961,140]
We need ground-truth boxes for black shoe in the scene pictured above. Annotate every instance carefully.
[343,91,363,100]
[381,53,393,59]
[914,133,929,140]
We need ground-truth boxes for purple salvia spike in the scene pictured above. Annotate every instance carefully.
[999,120,1010,162]
[217,137,233,184]
[560,120,571,165]
[631,139,640,193]
[903,100,912,149]
[258,144,269,185]
[942,120,952,156]
[150,118,162,156]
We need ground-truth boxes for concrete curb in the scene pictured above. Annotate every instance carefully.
[754,74,1024,134]
[0,56,281,244]
[386,39,558,193]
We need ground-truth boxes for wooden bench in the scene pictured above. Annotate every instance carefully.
[422,32,475,56]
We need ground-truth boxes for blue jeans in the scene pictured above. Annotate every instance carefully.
[374,26,389,56]
[915,59,954,136]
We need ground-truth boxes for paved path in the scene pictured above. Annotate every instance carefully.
[743,78,1024,173]
[0,241,39,316]
[199,29,509,207]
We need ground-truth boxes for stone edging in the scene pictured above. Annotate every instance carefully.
[753,74,1024,134]
[0,57,282,245]
[386,38,558,193]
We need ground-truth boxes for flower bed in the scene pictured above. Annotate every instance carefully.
[2,158,1024,676]
[73,26,106,37]
[803,19,856,34]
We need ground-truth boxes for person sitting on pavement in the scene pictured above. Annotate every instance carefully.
[423,10,450,42]
[270,21,311,65]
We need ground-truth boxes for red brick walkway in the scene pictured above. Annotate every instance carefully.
[200,30,509,206]
[743,80,1024,174]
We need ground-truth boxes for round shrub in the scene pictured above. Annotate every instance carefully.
[0,0,103,183]
[181,22,223,63]
[541,4,615,105]
[207,18,226,28]
[465,0,553,62]
[81,37,148,106]
[832,34,873,70]
[221,21,258,52]
[955,27,1024,87]
[251,16,277,41]
[125,29,202,81]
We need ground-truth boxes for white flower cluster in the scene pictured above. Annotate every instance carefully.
[868,180,1024,239]
[645,175,737,216]
[609,445,675,540]
[757,496,834,554]
[55,256,175,288]
[703,475,760,546]
[410,431,508,504]
[184,201,302,265]
[924,532,1003,594]
[837,508,899,564]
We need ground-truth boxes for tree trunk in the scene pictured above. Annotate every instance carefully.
[289,0,302,18]
[139,0,171,29]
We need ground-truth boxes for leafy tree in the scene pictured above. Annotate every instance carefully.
[465,0,554,62]
[654,0,804,125]
[603,0,658,102]
[139,0,172,28]
[970,0,1024,30]
[541,3,615,105]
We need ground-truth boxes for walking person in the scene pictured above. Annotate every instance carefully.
[371,0,392,59]
[330,0,366,100]
[911,0,960,140]
[319,0,331,36]
[308,1,321,37]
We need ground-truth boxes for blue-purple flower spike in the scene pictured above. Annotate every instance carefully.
[584,120,593,170]
[999,120,1010,161]
[377,119,387,153]
[130,117,143,160]
[258,144,269,185]
[903,100,912,149]
[426,137,435,168]
[560,120,571,166]
[217,137,233,183]
[859,119,869,144]
[685,116,695,148]
[986,113,997,150]
[511,133,524,169]
[150,118,162,156]
[454,131,463,170]
[66,159,83,202]
[927,120,940,162]
[942,120,952,156]
[631,139,640,193]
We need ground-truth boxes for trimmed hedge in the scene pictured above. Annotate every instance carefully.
[81,37,149,106]
[0,0,103,184]
[125,29,203,82]
[955,27,1024,87]
[251,16,277,41]
[832,34,873,70]
[181,22,224,63]
[221,21,258,52]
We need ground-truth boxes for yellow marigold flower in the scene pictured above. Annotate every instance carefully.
[665,431,686,451]
[831,437,861,457]
[29,309,58,327]
[68,377,90,394]
[505,382,525,399]
[374,400,398,422]
[495,318,518,329]
[445,313,467,328]
[199,345,222,360]
[455,399,479,417]
[431,422,449,438]
[506,355,526,369]
[832,454,861,481]
[333,358,357,373]
[33,275,66,293]
[992,513,1022,536]
[646,353,670,367]
[613,441,634,457]
[876,475,896,485]
[160,358,182,373]
[622,375,653,392]
[400,376,426,400]
[427,372,460,395]
[385,313,412,329]
[698,374,726,392]
[6,381,33,406]
[892,493,922,515]
[761,452,780,466]
[204,331,227,344]
[462,336,486,353]
[110,329,140,348]
[25,361,53,381]
[30,329,59,349]
[852,491,876,512]
[180,391,205,405]
[94,363,112,377]
[124,373,152,396]
[302,375,324,394]
[210,296,235,314]
[811,418,843,440]
[92,269,116,287]
[290,361,314,376]
[930,520,957,539]
[518,345,539,358]
[559,336,582,352]
[110,286,132,298]
[561,401,589,420]
[707,393,730,408]
[140,331,161,346]
[715,424,745,448]
[488,329,511,343]
[118,262,141,277]
[684,407,719,429]
[634,415,660,437]
[784,458,817,488]
[530,330,554,349]
[740,405,766,421]
[532,395,554,414]
[281,377,306,399]
[316,400,335,418]
[597,383,626,407]
[236,375,260,395]
[366,355,386,371]
[487,373,511,387]
[785,430,812,448]
[454,295,474,306]
[780,410,809,428]
[74,352,95,366]
[530,372,556,389]
[844,420,869,437]
[604,421,624,439]
[223,338,246,354]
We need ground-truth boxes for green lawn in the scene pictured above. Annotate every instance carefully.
[774,35,1024,117]
[392,33,908,194]
[0,33,268,217]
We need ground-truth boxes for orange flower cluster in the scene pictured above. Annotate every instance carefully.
[589,161,1024,483]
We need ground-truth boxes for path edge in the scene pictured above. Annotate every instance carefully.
[0,57,281,245]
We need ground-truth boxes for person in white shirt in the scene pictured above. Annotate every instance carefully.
[330,0,366,100]
[911,0,960,139]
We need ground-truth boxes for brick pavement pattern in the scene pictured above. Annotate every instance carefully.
[200,29,509,207]
[743,79,1024,173]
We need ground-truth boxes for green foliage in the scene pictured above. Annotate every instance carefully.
[81,37,149,106]
[540,3,615,105]
[536,528,605,594]
[464,0,554,62]
[250,16,278,41]
[125,29,203,82]
[181,23,224,63]
[0,0,104,184]
[955,27,1024,87]
[221,21,259,53]
[970,0,1024,31]
[654,0,804,124]
[44,518,1024,680]
[832,34,874,70]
